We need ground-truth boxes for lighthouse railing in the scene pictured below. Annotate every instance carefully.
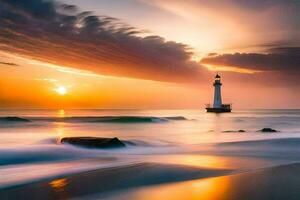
[205,103,232,109]
[205,104,212,108]
[222,104,232,110]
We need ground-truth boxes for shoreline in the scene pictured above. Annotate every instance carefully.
[2,162,300,199]
[102,162,300,200]
[0,162,232,200]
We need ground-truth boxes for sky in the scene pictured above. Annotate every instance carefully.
[0,0,300,109]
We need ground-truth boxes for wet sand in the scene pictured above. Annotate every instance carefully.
[104,163,300,200]
[0,163,232,200]
[2,161,300,200]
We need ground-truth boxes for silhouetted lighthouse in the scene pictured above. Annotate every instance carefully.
[213,74,222,108]
[206,74,232,113]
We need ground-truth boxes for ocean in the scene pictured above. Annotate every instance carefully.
[1,109,300,199]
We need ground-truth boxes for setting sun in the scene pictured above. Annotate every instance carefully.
[55,86,67,95]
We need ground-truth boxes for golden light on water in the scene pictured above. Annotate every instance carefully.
[58,109,65,117]
[125,176,230,200]
[150,155,230,169]
[49,178,68,190]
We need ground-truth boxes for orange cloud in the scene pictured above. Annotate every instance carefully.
[0,0,209,83]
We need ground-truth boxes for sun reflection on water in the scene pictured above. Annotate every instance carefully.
[119,176,230,200]
[149,155,234,169]
[58,109,65,117]
[49,178,68,190]
[54,121,66,144]
[49,178,69,199]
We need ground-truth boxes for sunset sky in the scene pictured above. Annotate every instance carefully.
[0,0,300,109]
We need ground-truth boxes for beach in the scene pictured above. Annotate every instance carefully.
[1,109,300,199]
[1,0,300,199]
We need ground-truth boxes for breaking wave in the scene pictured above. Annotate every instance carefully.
[0,117,30,123]
[1,116,188,124]
[218,138,300,147]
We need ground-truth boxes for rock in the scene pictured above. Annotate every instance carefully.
[0,117,30,122]
[61,137,126,148]
[222,130,235,133]
[259,128,278,133]
[223,129,246,133]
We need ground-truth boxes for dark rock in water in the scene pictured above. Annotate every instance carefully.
[0,117,30,122]
[222,130,235,133]
[223,129,246,133]
[61,137,126,148]
[259,128,278,133]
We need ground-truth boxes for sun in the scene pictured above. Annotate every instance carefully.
[55,86,67,95]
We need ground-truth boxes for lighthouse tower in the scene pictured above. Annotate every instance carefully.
[213,74,222,108]
[206,74,232,113]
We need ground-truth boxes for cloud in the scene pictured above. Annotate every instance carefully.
[147,0,300,51]
[0,61,19,66]
[34,78,58,83]
[0,0,207,83]
[201,47,300,72]
[200,46,300,89]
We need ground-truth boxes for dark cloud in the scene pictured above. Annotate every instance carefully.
[201,47,300,72]
[234,0,300,10]
[0,0,206,83]
[0,61,19,66]
[242,0,300,33]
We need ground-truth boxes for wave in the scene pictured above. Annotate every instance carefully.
[2,116,188,123]
[0,117,30,123]
[218,138,300,147]
[0,146,77,166]
[123,139,154,147]
[164,116,187,121]
[0,144,120,166]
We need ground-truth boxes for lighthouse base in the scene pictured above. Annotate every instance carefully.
[206,107,231,113]
[205,104,232,113]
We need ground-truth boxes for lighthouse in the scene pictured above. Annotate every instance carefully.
[213,74,222,108]
[206,74,232,113]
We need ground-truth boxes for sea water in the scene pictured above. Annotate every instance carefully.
[1,109,300,194]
